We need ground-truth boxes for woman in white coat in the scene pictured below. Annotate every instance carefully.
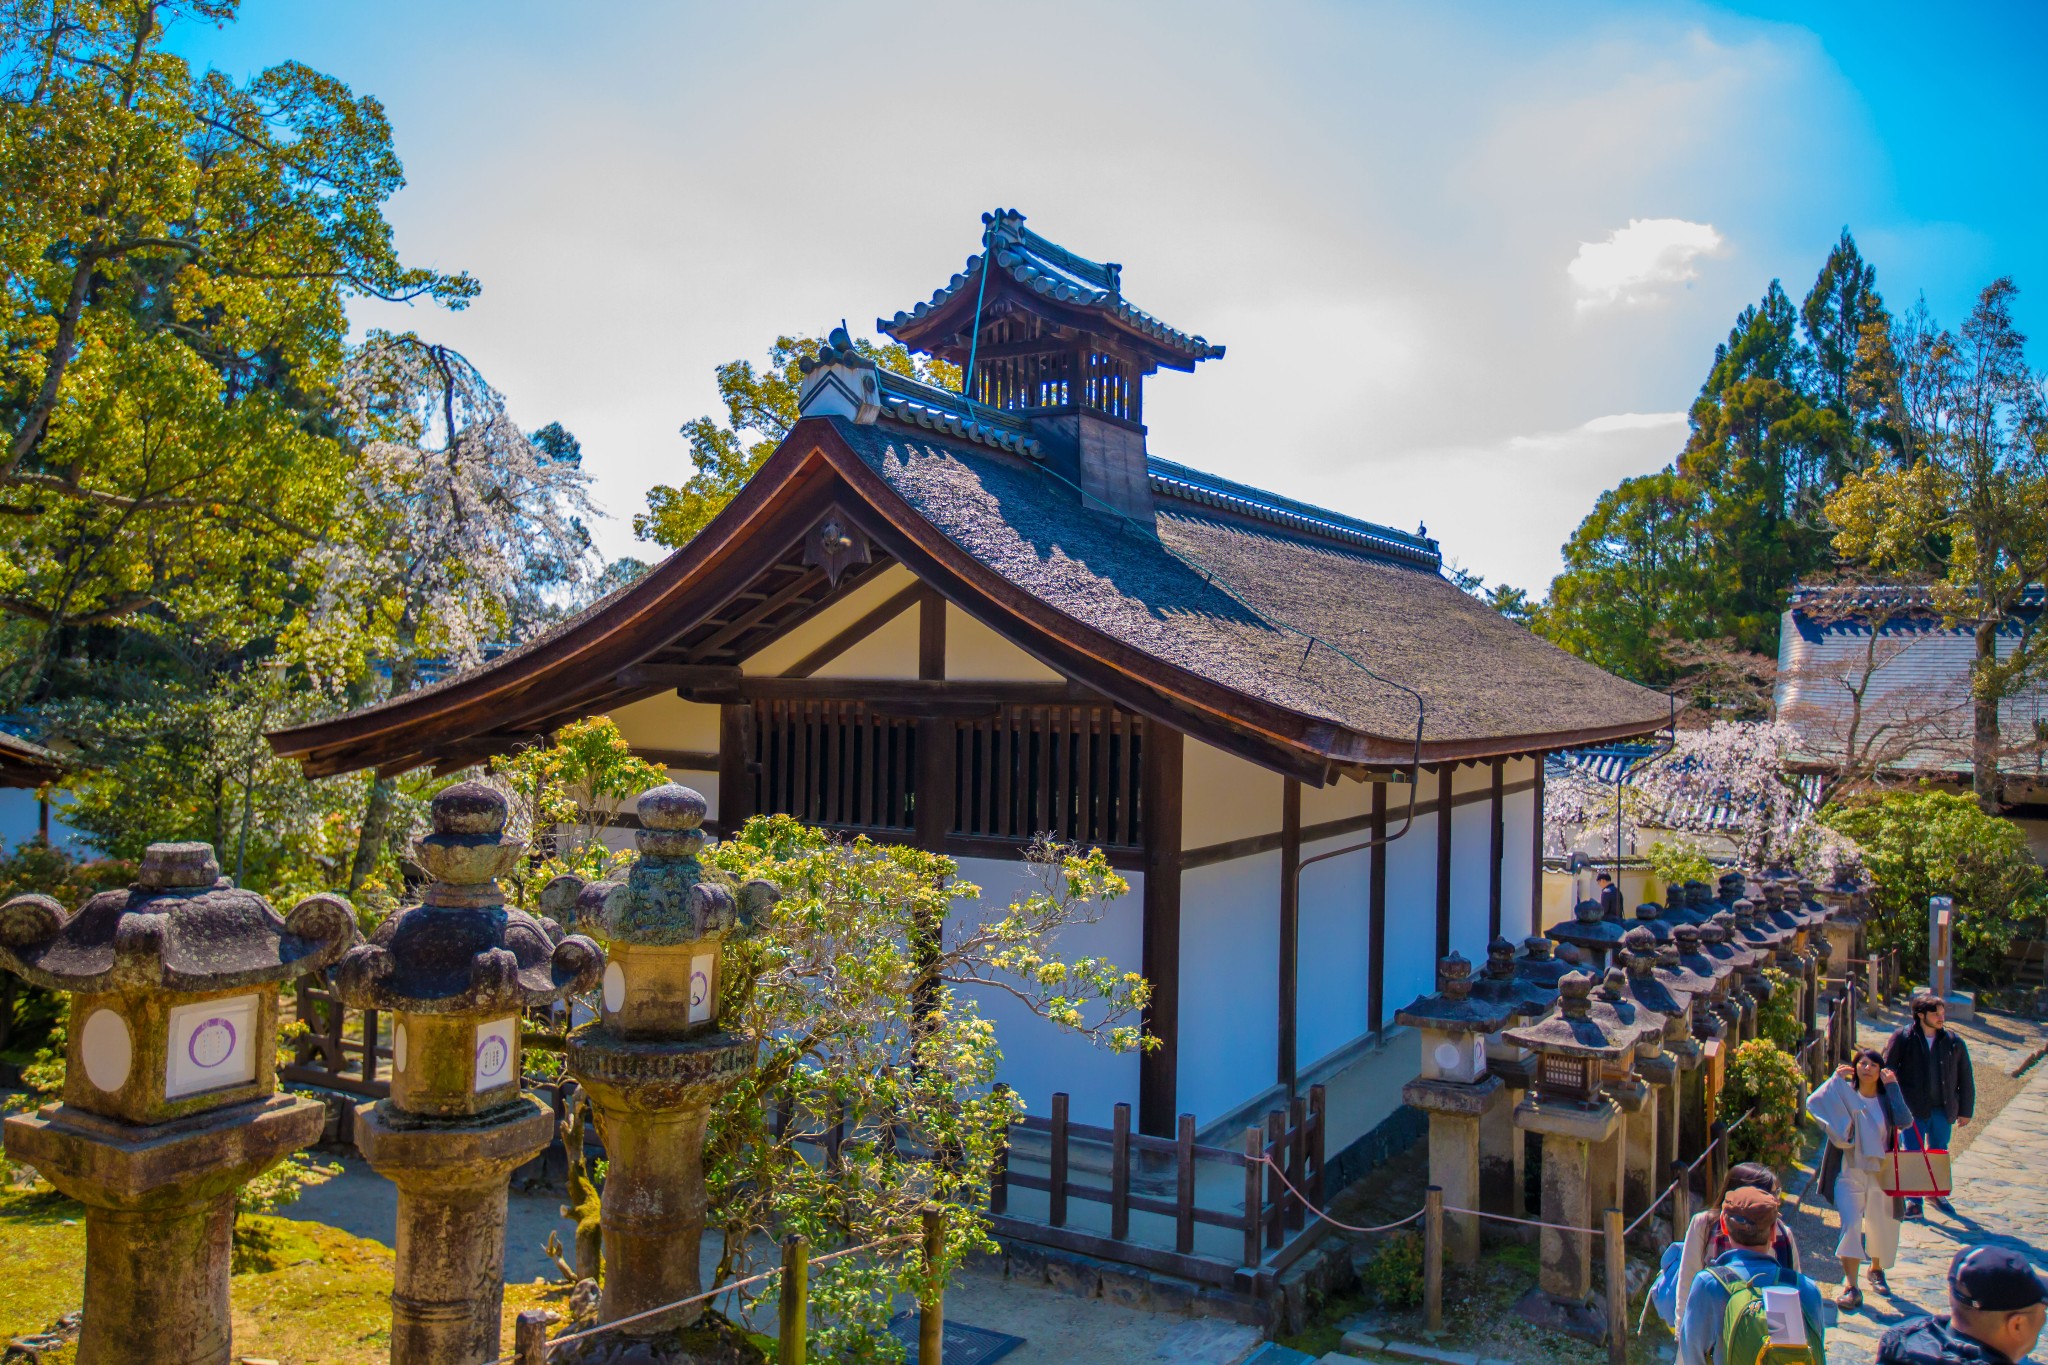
[1808,1047,1914,1312]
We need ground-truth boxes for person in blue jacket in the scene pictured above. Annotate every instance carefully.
[1678,1185,1829,1365]
[1878,1245,2047,1364]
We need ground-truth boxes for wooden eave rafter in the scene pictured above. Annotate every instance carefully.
[269,419,1663,782]
[886,272,1199,375]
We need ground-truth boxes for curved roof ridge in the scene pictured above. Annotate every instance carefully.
[1146,457,1441,568]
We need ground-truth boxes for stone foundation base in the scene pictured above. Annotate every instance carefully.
[550,1309,767,1364]
[1512,1286,1608,1341]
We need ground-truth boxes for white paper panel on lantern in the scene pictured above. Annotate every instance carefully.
[473,1016,517,1093]
[165,994,259,1099]
[688,954,714,1024]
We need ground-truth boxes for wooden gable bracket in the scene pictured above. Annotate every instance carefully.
[803,506,872,587]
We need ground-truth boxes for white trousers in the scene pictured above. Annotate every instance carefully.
[1835,1163,1900,1267]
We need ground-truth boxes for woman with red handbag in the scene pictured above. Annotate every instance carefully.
[1808,1049,1915,1312]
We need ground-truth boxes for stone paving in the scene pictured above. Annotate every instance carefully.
[1821,1062,2048,1362]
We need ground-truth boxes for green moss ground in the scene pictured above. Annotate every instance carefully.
[1,1182,574,1364]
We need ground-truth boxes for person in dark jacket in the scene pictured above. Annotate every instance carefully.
[1883,993,1976,1218]
[1878,1245,2047,1364]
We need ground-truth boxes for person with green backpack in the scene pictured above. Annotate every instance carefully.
[1679,1185,1831,1365]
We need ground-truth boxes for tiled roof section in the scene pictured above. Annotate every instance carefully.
[0,729,64,785]
[875,370,1043,459]
[879,209,1225,363]
[834,419,1671,746]
[1787,582,2045,617]
[1147,457,1440,569]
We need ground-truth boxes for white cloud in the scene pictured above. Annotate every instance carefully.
[1568,218,1726,311]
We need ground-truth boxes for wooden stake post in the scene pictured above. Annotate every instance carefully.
[779,1234,809,1365]
[920,1205,946,1365]
[1603,1207,1626,1365]
[1423,1185,1444,1333]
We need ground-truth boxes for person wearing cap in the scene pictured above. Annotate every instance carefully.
[1877,1245,2048,1364]
[1883,993,1976,1219]
[1678,1185,1829,1365]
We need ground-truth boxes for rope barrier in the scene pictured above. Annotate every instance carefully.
[490,1231,920,1362]
[1250,1153,1427,1234]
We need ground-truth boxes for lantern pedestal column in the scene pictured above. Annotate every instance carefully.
[1481,1055,1534,1223]
[561,1029,752,1357]
[355,1095,557,1365]
[1625,1062,1671,1236]
[1512,1094,1621,1335]
[6,1094,326,1365]
[1402,1075,1501,1264]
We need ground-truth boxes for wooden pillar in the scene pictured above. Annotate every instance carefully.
[1278,780,1302,1097]
[718,703,756,834]
[1434,766,1453,961]
[1487,759,1505,940]
[1530,757,1545,934]
[912,590,951,1018]
[918,587,945,682]
[1368,778,1388,1037]
[1139,726,1184,1138]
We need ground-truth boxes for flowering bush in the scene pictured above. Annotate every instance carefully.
[1722,1038,1808,1169]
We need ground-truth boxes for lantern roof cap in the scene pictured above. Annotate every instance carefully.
[0,841,356,994]
[1503,972,1635,1060]
[1396,952,1519,1034]
[545,784,779,947]
[332,782,602,1013]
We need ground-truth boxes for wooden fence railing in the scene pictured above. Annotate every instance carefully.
[987,1086,1326,1287]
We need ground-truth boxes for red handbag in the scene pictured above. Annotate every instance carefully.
[1881,1124,1952,1198]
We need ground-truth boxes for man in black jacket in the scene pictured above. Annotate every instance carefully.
[1883,993,1976,1218]
[1878,1245,2046,1365]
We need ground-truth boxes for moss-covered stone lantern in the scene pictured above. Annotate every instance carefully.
[1503,972,1630,1328]
[1398,952,1517,1264]
[1584,967,1665,1227]
[334,782,604,1365]
[1656,929,1723,1165]
[1704,914,1765,1041]
[1547,897,1630,975]
[0,842,358,1365]
[1613,930,1696,1230]
[558,783,775,1362]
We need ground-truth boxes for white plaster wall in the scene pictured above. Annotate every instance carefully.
[1498,775,1537,942]
[944,605,1063,682]
[947,854,1143,1122]
[812,609,918,678]
[1300,772,1372,826]
[608,692,721,752]
[1380,773,1439,1019]
[1449,794,1492,962]
[1177,851,1281,1125]
[1182,738,1284,850]
[1296,828,1372,1069]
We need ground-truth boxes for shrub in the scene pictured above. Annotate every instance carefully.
[1754,967,1803,1054]
[1823,787,2047,983]
[1721,1038,1807,1169]
[1363,1229,1425,1309]
[1646,840,1715,898]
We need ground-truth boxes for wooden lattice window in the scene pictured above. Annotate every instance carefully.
[750,700,917,833]
[1539,1055,1594,1102]
[952,706,1144,849]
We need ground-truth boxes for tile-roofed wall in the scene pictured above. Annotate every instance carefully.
[1146,457,1440,569]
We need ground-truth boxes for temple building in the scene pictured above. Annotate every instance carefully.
[271,209,1666,1174]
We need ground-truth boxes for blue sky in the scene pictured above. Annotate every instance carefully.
[178,2,2048,594]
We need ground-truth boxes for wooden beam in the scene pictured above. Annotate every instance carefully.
[1488,758,1506,941]
[1368,780,1388,1037]
[633,747,722,771]
[1435,766,1454,962]
[617,663,743,693]
[1177,778,1535,871]
[919,588,945,681]
[675,677,1102,708]
[783,582,923,679]
[1278,780,1301,1097]
[1139,727,1184,1139]
[692,565,831,656]
[719,704,755,832]
[1530,757,1546,937]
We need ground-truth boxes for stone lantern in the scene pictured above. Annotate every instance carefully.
[1666,882,1712,927]
[558,783,775,1361]
[1657,929,1724,1165]
[1547,897,1630,975]
[1612,930,1695,1229]
[334,782,604,1365]
[1629,900,1680,947]
[0,843,357,1365]
[1398,953,1517,1263]
[1503,972,1632,1330]
[1585,968,1665,1228]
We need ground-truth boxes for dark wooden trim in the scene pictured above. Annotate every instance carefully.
[783,581,924,679]
[1435,766,1454,961]
[675,677,1102,707]
[1530,757,1546,935]
[1178,777,1535,871]
[719,704,755,832]
[1488,758,1506,940]
[1139,727,1184,1138]
[919,587,946,682]
[1278,780,1301,1096]
[1368,780,1388,1037]
[943,833,1144,870]
[632,747,721,771]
